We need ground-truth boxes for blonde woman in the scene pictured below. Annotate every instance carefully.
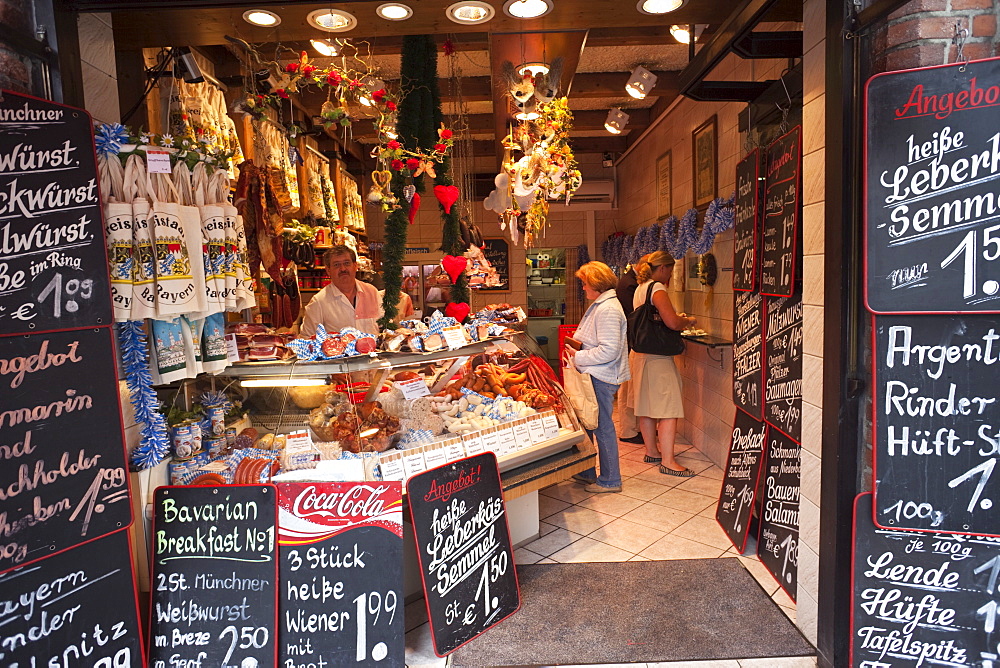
[564,261,630,492]
[628,251,696,476]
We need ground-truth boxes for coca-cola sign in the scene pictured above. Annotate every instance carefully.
[278,482,403,544]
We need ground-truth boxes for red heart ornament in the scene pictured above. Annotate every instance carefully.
[445,301,470,323]
[408,192,420,224]
[441,255,467,283]
[433,185,460,214]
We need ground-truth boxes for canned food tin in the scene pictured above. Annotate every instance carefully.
[188,422,203,454]
[172,426,193,458]
[208,407,226,436]
[225,427,237,448]
[205,437,226,458]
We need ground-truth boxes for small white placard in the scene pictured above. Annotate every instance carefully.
[423,445,448,469]
[528,416,547,444]
[442,325,467,350]
[542,411,560,439]
[462,432,485,457]
[512,420,532,450]
[145,150,172,174]
[481,428,500,454]
[496,425,517,455]
[444,439,466,463]
[395,377,430,399]
[402,450,427,479]
[284,429,313,454]
[225,334,240,362]
[379,454,405,481]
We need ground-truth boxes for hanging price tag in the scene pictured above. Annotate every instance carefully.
[225,334,240,362]
[145,150,172,174]
[395,377,430,399]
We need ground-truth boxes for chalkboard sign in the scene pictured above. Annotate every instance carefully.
[716,409,768,553]
[760,126,801,297]
[0,327,132,574]
[734,290,764,419]
[407,452,520,656]
[0,90,112,335]
[851,492,1000,668]
[757,428,800,601]
[764,293,803,442]
[873,313,1000,536]
[149,485,278,668]
[0,529,143,666]
[733,150,760,292]
[479,238,509,291]
[865,57,1000,314]
[276,482,404,666]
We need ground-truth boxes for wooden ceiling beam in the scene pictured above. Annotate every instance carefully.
[349,109,650,139]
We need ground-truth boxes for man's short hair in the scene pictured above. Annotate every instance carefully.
[324,245,357,265]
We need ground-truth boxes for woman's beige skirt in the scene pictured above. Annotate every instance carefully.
[627,351,684,419]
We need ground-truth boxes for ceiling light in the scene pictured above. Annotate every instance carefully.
[670,24,705,44]
[604,108,629,134]
[243,9,281,26]
[515,110,540,121]
[503,0,553,18]
[358,77,385,106]
[383,127,398,139]
[636,0,685,14]
[377,2,413,19]
[310,38,341,57]
[446,1,495,23]
[517,62,549,77]
[625,65,657,99]
[241,378,328,387]
[308,8,358,32]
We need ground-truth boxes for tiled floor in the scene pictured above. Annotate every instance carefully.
[405,437,811,667]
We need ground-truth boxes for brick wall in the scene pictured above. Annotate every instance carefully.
[873,0,1000,71]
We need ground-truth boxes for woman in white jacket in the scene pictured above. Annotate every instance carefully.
[564,261,631,493]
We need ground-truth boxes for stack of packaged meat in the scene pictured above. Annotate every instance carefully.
[227,322,294,361]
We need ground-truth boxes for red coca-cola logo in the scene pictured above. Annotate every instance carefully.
[291,483,394,523]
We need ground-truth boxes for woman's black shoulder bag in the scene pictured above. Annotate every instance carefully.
[626,282,685,355]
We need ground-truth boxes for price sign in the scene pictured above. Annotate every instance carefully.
[873,314,1000,535]
[395,377,430,399]
[0,531,142,666]
[541,412,560,439]
[760,127,801,297]
[277,482,404,667]
[512,420,532,450]
[851,492,1000,667]
[733,150,760,292]
[527,416,546,444]
[402,450,427,479]
[496,425,517,456]
[0,91,112,334]
[865,57,1000,313]
[444,439,466,463]
[481,427,501,454]
[379,453,405,482]
[764,293,803,441]
[716,409,768,553]
[149,485,278,668]
[757,429,800,602]
[0,327,132,574]
[442,326,467,350]
[733,290,764,420]
[407,453,520,655]
[145,149,172,173]
[462,432,485,457]
[424,445,448,469]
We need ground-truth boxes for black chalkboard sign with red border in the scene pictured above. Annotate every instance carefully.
[733,290,764,419]
[0,529,143,666]
[716,409,768,553]
[757,428,800,602]
[276,481,405,667]
[764,293,803,442]
[760,127,801,298]
[0,326,132,575]
[407,452,520,656]
[0,90,112,335]
[865,57,1000,314]
[733,150,760,292]
[148,484,278,668]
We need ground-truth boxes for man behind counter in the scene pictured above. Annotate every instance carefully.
[300,245,383,337]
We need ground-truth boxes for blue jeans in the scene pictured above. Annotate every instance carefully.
[580,376,622,488]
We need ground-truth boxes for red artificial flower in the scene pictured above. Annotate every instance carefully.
[372,89,386,103]
[349,79,362,89]
[391,159,404,170]
[443,38,455,56]
[326,72,342,85]
[386,101,397,112]
[440,128,453,140]
[301,64,317,76]
[406,158,420,170]
[434,143,447,152]
[285,62,300,73]
[181,113,188,121]
[387,140,401,150]
[276,88,289,99]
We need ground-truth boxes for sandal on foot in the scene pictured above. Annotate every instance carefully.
[659,464,695,477]
[643,455,662,463]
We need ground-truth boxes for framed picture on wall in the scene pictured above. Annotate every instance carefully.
[692,115,718,209]
[656,150,672,218]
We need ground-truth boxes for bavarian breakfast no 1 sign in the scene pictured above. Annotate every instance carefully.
[866,57,1000,313]
[407,452,520,656]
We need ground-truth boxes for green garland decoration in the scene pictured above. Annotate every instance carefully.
[379,172,409,328]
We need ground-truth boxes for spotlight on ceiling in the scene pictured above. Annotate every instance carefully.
[636,0,685,14]
[514,110,540,121]
[308,8,358,32]
[604,108,629,135]
[503,0,553,18]
[517,62,549,77]
[377,3,413,20]
[242,9,281,26]
[670,24,705,44]
[625,65,657,99]
[446,1,495,24]
[310,38,341,57]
